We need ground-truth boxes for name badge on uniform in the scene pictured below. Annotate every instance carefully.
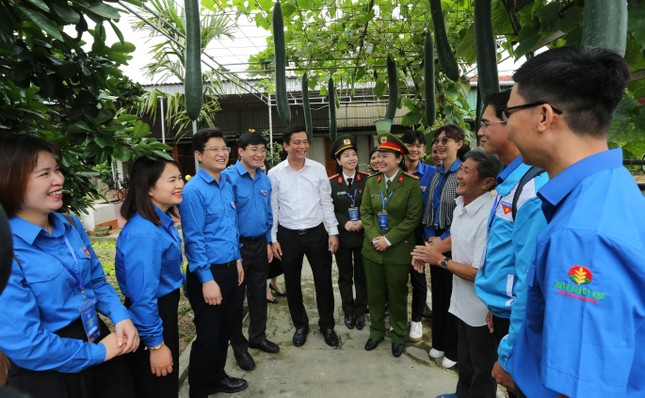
[80,298,100,343]
[348,207,359,221]
[378,209,389,231]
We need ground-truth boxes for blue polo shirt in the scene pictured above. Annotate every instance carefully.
[0,213,129,372]
[179,168,241,283]
[508,149,645,397]
[474,155,547,371]
[222,161,273,242]
[115,206,184,347]
[412,160,436,209]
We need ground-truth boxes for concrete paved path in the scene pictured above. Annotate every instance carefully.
[178,258,458,398]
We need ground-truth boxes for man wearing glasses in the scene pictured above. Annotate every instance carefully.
[180,128,248,397]
[504,46,644,397]
[473,90,548,396]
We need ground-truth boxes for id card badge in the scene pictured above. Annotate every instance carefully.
[348,207,359,221]
[80,298,100,343]
[378,210,389,231]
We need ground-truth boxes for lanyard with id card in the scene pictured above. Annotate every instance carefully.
[63,236,100,343]
[378,190,393,231]
[346,189,360,221]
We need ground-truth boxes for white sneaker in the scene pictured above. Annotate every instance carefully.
[442,357,457,369]
[429,348,445,358]
[408,321,423,342]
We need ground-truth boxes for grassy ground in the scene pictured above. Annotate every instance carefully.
[92,240,196,353]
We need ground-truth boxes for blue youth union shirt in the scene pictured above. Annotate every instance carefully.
[115,205,184,347]
[0,213,128,372]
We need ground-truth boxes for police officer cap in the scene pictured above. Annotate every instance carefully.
[376,132,409,156]
[330,135,358,159]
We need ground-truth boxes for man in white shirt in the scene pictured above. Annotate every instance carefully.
[269,126,340,348]
[412,150,502,398]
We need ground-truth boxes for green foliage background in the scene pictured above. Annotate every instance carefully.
[0,0,171,213]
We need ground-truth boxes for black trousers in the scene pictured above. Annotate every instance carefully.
[492,315,516,398]
[186,262,239,393]
[8,318,135,398]
[278,224,335,330]
[430,263,458,361]
[410,224,428,322]
[455,319,498,398]
[334,245,367,317]
[409,267,427,322]
[231,236,270,355]
[125,289,180,398]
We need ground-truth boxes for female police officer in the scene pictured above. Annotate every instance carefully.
[361,133,422,358]
[329,135,369,331]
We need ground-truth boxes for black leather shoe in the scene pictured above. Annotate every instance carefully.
[321,328,339,347]
[213,376,249,393]
[292,327,309,347]
[344,314,355,329]
[355,314,365,330]
[234,351,256,371]
[423,304,433,320]
[392,343,405,357]
[249,339,280,353]
[364,337,383,351]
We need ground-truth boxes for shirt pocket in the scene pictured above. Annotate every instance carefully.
[22,262,72,313]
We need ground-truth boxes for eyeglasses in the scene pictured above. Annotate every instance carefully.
[433,137,454,145]
[205,146,231,154]
[501,101,563,121]
[479,120,506,128]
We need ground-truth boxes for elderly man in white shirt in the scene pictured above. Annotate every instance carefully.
[412,149,502,398]
[269,126,340,348]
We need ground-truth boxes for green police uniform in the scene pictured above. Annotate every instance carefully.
[361,164,422,344]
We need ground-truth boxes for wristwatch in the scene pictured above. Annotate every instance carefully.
[440,257,450,269]
[147,343,163,351]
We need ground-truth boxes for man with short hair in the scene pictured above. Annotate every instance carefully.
[180,128,247,397]
[505,46,645,397]
[473,90,548,394]
[412,149,502,398]
[400,130,436,342]
[223,132,280,372]
[269,126,340,348]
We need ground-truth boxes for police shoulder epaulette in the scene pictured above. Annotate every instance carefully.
[329,173,339,180]
[358,170,371,176]
[403,172,419,180]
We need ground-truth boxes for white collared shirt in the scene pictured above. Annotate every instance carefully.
[448,192,494,327]
[268,158,339,241]
[343,172,356,185]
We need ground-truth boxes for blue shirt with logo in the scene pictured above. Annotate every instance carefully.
[0,213,129,372]
[413,160,436,210]
[508,149,645,397]
[474,155,548,370]
[222,161,273,242]
[179,168,241,283]
[115,205,184,347]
